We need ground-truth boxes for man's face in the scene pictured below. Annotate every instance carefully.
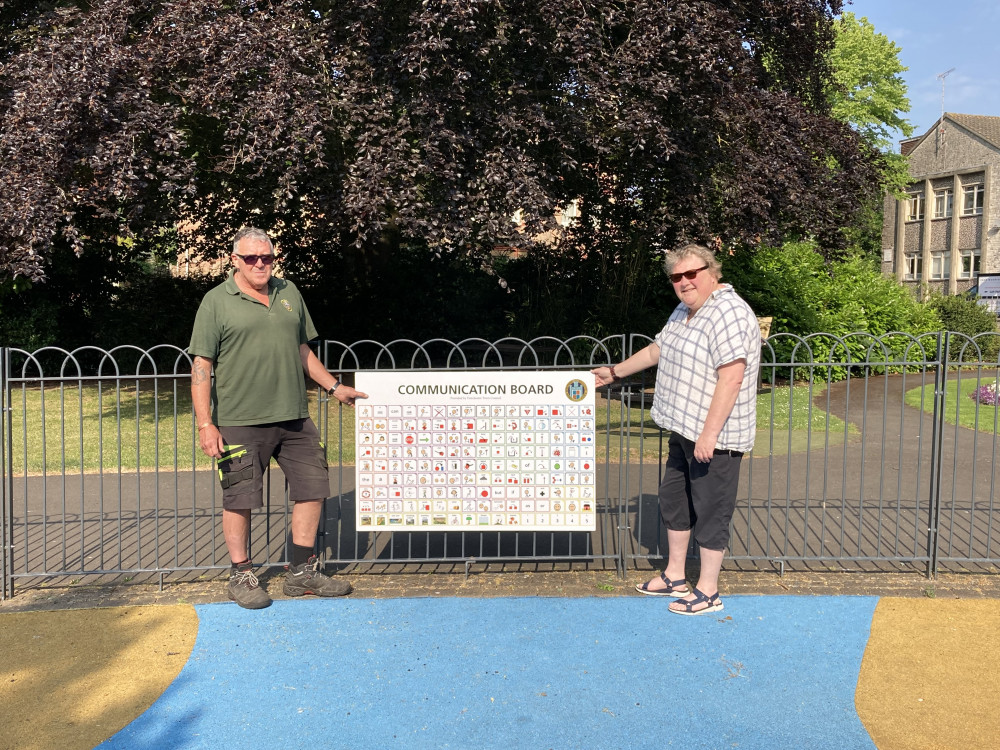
[232,237,274,291]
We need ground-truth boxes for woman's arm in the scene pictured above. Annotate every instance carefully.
[693,359,746,462]
[591,342,661,387]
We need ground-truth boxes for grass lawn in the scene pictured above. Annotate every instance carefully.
[904,375,1000,433]
[755,385,857,456]
[7,383,356,474]
[6,383,853,473]
[598,385,855,460]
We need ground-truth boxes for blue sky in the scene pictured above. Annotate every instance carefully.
[845,0,1000,149]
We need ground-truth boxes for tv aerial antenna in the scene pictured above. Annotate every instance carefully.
[936,67,955,154]
[937,67,955,119]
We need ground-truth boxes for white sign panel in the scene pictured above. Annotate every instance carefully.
[977,274,1000,315]
[976,273,1000,315]
[354,370,597,532]
[976,273,1000,297]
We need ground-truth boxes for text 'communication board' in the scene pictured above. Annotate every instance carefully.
[354,370,597,532]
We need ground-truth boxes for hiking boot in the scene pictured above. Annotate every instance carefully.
[228,565,272,609]
[283,555,353,598]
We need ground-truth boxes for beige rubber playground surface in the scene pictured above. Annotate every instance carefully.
[1,606,198,750]
[856,598,1000,750]
[1,577,998,750]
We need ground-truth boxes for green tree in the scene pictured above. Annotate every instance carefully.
[828,12,914,252]
[725,241,937,337]
[0,0,880,284]
[926,293,1000,361]
[829,13,913,158]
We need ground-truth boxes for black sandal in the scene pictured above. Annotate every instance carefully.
[668,587,724,616]
[635,571,690,597]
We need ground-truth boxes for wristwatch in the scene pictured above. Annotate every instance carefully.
[327,379,341,395]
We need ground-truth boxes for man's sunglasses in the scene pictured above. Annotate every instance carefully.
[234,253,275,266]
[669,264,708,283]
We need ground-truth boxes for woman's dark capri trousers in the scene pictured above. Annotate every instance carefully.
[658,433,744,551]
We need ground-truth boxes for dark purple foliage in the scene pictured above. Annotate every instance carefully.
[0,0,880,283]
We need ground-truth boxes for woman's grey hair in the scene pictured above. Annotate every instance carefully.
[232,227,274,254]
[664,243,721,279]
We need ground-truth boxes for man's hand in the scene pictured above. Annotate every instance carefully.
[198,424,225,459]
[332,384,367,407]
[191,355,223,458]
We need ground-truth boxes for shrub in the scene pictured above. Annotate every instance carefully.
[926,293,1000,362]
[722,240,942,380]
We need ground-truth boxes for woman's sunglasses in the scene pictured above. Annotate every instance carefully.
[669,265,707,283]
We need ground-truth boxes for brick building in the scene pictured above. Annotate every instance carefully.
[882,113,1000,297]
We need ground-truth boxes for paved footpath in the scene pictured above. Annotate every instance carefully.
[2,569,999,750]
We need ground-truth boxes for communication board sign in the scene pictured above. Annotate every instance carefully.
[354,370,597,532]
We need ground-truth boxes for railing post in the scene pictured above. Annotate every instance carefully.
[1,346,12,600]
[615,334,630,578]
[926,331,948,579]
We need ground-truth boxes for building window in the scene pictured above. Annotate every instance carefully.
[930,251,951,280]
[962,184,985,215]
[933,189,953,218]
[904,254,922,280]
[557,199,581,228]
[960,249,981,279]
[906,194,924,221]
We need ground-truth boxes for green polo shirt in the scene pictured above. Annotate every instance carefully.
[188,272,318,426]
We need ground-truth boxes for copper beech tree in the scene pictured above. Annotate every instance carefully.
[0,0,883,285]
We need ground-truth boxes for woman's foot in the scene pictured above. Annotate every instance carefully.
[668,587,724,616]
[635,571,690,597]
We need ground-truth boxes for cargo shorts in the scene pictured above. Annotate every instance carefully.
[216,418,330,510]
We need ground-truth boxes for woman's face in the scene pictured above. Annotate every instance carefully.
[669,255,718,314]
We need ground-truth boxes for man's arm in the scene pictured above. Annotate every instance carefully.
[299,344,368,407]
[192,355,224,458]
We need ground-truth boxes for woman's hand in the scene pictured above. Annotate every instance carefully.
[591,366,616,387]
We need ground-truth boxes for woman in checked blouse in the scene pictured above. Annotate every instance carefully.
[592,243,760,615]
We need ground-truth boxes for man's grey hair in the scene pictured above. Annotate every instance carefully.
[232,227,274,254]
[664,243,721,279]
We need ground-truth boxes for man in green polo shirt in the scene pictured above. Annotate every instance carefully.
[189,227,366,609]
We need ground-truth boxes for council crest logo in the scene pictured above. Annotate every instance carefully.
[565,379,587,402]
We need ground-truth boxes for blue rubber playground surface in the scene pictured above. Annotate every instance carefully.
[98,596,878,750]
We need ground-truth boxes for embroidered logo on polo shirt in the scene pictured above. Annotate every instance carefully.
[280,299,292,312]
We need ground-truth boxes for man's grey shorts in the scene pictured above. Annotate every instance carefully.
[217,418,329,510]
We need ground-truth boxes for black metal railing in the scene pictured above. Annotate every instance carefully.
[3,332,1000,599]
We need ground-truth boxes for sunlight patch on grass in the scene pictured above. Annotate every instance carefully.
[597,386,855,460]
[8,383,849,473]
[8,384,355,474]
[904,375,1000,434]
[754,386,856,456]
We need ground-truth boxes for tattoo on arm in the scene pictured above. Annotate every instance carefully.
[192,359,212,385]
